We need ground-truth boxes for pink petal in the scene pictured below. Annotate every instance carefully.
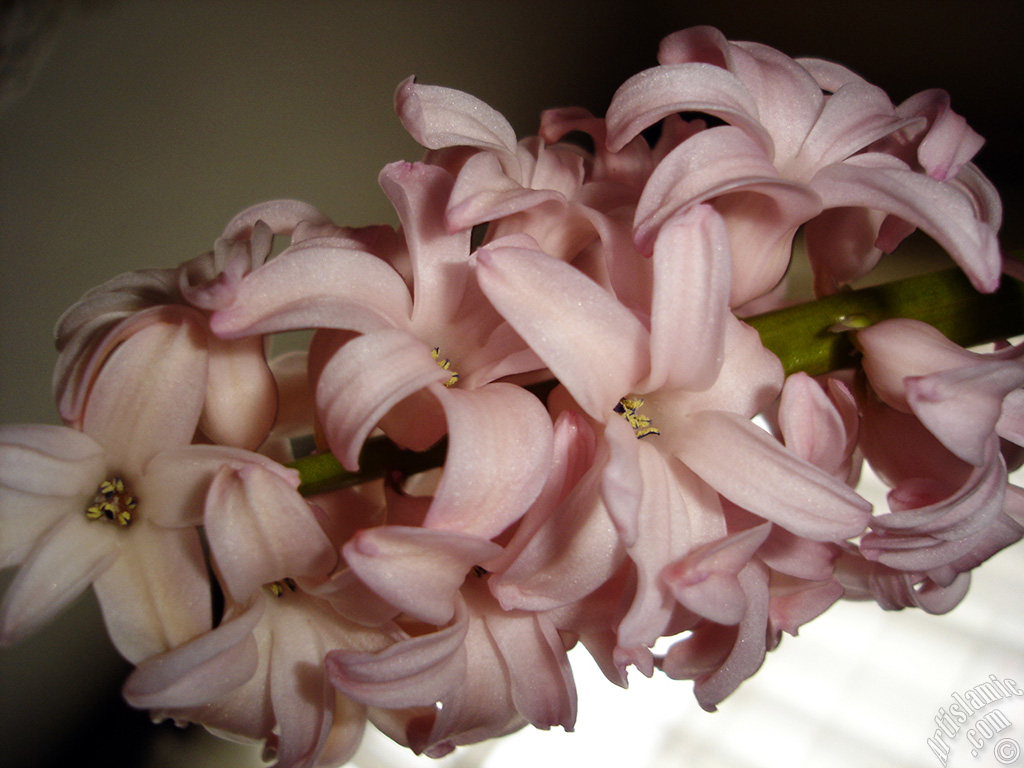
[646,205,731,392]
[395,76,518,157]
[92,523,211,663]
[489,458,625,613]
[777,372,858,478]
[426,383,553,539]
[81,319,209,474]
[326,601,468,709]
[811,154,1002,293]
[123,601,264,709]
[200,334,277,451]
[0,424,106,498]
[344,526,502,625]
[205,464,337,604]
[484,609,577,731]
[663,523,771,625]
[672,410,871,541]
[141,445,300,528]
[0,513,117,646]
[378,161,473,334]
[315,329,452,471]
[605,63,769,154]
[793,81,906,176]
[906,361,1024,466]
[210,243,413,338]
[474,243,650,419]
[219,199,330,241]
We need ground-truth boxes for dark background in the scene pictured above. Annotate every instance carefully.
[1,2,1021,766]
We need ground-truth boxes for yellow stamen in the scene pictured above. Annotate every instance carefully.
[265,577,298,598]
[614,396,660,439]
[431,347,460,387]
[85,476,137,526]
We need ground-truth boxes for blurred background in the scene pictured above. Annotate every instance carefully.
[1,2,1023,767]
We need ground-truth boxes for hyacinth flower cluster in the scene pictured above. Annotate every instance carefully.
[1,25,1022,766]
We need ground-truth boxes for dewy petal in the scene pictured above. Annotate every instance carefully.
[395,77,518,157]
[205,465,337,604]
[484,608,577,731]
[219,199,330,241]
[663,523,771,626]
[0,424,106,498]
[474,244,650,419]
[906,361,1024,466]
[811,154,1002,293]
[315,329,452,471]
[344,526,502,625]
[632,125,808,254]
[0,513,117,646]
[141,445,300,528]
[793,81,907,177]
[646,205,730,392]
[327,600,469,709]
[426,383,553,539]
[200,334,277,451]
[123,600,264,709]
[81,319,208,474]
[210,243,413,338]
[605,63,770,154]
[92,523,211,663]
[378,161,473,335]
[673,411,871,541]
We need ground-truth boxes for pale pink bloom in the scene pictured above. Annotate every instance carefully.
[53,200,328,450]
[327,577,576,758]
[213,162,554,540]
[604,26,1001,300]
[476,204,870,679]
[122,465,395,768]
[0,321,213,662]
[857,318,1024,465]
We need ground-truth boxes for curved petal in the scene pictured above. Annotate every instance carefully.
[0,513,118,646]
[907,361,1024,466]
[316,329,452,471]
[210,244,413,338]
[200,334,277,451]
[395,77,518,157]
[92,523,211,663]
[672,410,871,541]
[427,383,553,539]
[141,445,299,528]
[81,319,208,474]
[123,600,264,709]
[646,205,731,392]
[205,464,337,604]
[378,161,473,335]
[326,601,469,709]
[605,63,769,154]
[663,523,771,625]
[811,154,1002,293]
[474,243,650,418]
[220,199,330,241]
[344,526,502,625]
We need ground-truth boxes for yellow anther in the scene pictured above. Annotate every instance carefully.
[431,347,460,387]
[85,476,137,526]
[266,578,298,598]
[614,396,660,439]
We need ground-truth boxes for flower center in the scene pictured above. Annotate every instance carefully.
[265,577,298,598]
[85,476,138,526]
[431,347,459,387]
[614,396,660,439]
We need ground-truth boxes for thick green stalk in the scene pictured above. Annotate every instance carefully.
[289,263,1024,495]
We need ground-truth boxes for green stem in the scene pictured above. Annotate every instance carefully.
[289,261,1024,495]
